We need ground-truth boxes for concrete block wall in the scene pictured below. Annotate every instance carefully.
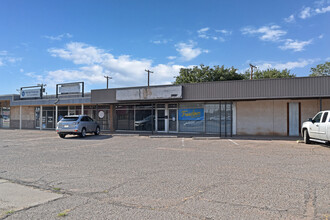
[10,106,36,129]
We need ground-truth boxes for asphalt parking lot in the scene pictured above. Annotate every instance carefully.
[0,130,329,219]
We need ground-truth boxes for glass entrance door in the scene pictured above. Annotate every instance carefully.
[169,109,177,132]
[157,109,165,131]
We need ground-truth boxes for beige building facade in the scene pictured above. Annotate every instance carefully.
[1,76,329,137]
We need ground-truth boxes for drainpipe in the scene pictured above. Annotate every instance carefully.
[320,98,322,111]
[81,104,84,115]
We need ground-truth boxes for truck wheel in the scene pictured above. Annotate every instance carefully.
[59,134,66,139]
[304,129,311,144]
[80,128,86,138]
[94,127,100,135]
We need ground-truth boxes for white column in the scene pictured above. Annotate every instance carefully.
[55,105,58,124]
[165,104,169,132]
[232,102,237,135]
[81,104,84,115]
[40,105,43,130]
[19,105,22,130]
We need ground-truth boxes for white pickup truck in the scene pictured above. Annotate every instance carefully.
[301,110,330,144]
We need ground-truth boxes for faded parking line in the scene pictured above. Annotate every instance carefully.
[228,139,239,146]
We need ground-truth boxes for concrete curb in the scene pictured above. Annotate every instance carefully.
[150,136,178,138]
[112,134,139,137]
[192,137,221,140]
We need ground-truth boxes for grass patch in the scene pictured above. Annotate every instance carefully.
[57,209,70,217]
[52,187,61,191]
[5,210,14,214]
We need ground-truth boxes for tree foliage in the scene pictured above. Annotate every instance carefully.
[309,62,330,76]
[243,68,295,80]
[173,64,244,84]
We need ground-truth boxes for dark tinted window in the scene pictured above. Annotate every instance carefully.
[87,116,93,121]
[61,117,79,121]
[321,112,328,123]
[81,116,88,121]
[313,113,322,123]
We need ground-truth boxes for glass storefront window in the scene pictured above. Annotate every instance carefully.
[115,105,155,131]
[205,104,220,134]
[116,109,134,130]
[178,103,204,133]
[135,109,154,131]
[0,105,10,128]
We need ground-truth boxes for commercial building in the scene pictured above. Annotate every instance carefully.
[1,76,329,136]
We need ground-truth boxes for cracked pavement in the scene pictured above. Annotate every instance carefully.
[0,129,329,219]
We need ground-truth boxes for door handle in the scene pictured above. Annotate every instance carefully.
[316,125,319,127]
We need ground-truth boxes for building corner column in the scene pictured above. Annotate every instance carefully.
[19,105,22,130]
[109,104,114,132]
[40,105,43,130]
[55,105,58,130]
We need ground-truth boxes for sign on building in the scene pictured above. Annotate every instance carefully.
[116,86,182,101]
[20,87,42,99]
[59,83,80,94]
[178,108,204,121]
[56,82,84,98]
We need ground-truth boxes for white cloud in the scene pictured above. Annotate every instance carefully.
[241,25,287,42]
[279,39,313,52]
[197,27,210,39]
[255,59,317,70]
[0,50,8,56]
[215,29,232,35]
[198,27,231,41]
[0,51,21,66]
[300,7,312,19]
[48,42,104,65]
[315,5,330,13]
[151,39,168,44]
[175,41,208,61]
[20,68,24,73]
[43,33,73,41]
[319,34,324,39]
[167,56,176,60]
[284,14,295,23]
[298,2,330,20]
[28,42,188,89]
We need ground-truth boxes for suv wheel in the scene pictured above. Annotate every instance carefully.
[95,127,100,135]
[304,129,311,144]
[80,128,86,138]
[59,134,66,139]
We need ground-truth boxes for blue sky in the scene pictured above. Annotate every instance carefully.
[0,0,329,94]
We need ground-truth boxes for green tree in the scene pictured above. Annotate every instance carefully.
[309,62,330,76]
[243,68,295,79]
[173,64,244,84]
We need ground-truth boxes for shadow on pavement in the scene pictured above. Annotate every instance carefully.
[62,134,113,140]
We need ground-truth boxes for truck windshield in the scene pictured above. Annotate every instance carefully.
[61,117,79,121]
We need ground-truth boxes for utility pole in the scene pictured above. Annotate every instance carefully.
[104,75,112,89]
[145,69,153,87]
[249,64,257,80]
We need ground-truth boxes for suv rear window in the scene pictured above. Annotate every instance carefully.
[61,117,79,121]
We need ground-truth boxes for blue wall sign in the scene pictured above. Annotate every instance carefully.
[179,108,204,121]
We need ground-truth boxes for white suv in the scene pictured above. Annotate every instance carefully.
[301,111,330,144]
